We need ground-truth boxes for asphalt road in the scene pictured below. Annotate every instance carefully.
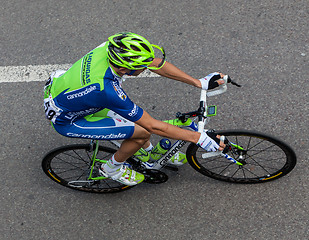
[1,1,308,239]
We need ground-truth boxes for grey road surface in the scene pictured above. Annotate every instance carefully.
[1,1,308,240]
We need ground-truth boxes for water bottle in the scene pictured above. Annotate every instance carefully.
[150,139,172,161]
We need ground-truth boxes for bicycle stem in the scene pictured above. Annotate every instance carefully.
[198,89,207,133]
[197,75,229,132]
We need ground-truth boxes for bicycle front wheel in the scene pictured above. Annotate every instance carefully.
[186,130,297,183]
[42,144,134,193]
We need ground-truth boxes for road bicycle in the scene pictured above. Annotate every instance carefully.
[42,76,297,193]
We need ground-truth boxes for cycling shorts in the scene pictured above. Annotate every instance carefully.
[52,109,135,140]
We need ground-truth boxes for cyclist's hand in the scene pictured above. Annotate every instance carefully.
[199,72,225,90]
[197,131,225,152]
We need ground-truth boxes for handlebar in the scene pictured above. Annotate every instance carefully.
[200,75,241,103]
[205,75,229,97]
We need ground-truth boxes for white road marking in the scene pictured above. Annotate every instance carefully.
[0,64,159,83]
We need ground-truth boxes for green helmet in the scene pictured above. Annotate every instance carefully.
[107,32,165,70]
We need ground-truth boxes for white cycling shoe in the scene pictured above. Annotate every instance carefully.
[99,164,144,186]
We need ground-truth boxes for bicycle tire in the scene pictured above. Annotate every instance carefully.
[186,130,297,183]
[42,144,134,193]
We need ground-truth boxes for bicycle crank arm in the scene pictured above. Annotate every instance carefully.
[141,169,169,184]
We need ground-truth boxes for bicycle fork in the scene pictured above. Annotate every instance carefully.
[201,141,244,166]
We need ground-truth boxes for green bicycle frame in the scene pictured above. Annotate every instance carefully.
[87,141,109,181]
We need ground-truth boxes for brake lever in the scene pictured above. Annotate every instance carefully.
[219,135,232,154]
[227,76,242,87]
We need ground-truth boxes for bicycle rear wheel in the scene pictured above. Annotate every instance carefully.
[186,130,297,183]
[42,144,134,193]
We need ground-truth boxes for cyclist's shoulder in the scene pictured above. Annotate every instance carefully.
[49,42,125,98]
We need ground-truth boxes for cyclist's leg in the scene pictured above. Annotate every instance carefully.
[114,124,150,163]
[89,110,150,185]
[90,109,151,162]
[94,109,153,152]
[53,110,150,159]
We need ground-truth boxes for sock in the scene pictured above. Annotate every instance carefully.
[102,154,123,173]
[144,142,154,152]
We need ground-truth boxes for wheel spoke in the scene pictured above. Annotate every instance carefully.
[241,166,261,178]
[241,167,246,179]
[246,155,273,175]
[246,136,252,152]
[248,144,277,158]
[54,155,89,170]
[246,139,265,152]
[230,167,241,178]
[208,162,234,172]
[61,151,88,164]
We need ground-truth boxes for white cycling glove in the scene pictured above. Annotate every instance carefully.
[197,131,220,152]
[199,72,221,90]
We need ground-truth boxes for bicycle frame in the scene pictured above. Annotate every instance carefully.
[109,134,189,170]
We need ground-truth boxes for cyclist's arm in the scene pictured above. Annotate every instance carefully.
[149,58,225,87]
[135,110,200,144]
[136,111,225,151]
[150,58,202,88]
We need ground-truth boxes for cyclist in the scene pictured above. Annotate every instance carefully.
[44,32,225,186]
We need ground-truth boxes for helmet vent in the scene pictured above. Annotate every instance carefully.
[140,43,151,52]
[130,45,141,52]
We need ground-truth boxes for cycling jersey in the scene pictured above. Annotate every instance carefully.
[44,42,144,140]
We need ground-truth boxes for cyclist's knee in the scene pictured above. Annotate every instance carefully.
[132,124,151,140]
[138,128,151,141]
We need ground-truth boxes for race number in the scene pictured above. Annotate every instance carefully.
[44,96,60,122]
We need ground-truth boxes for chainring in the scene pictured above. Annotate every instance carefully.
[141,169,169,184]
